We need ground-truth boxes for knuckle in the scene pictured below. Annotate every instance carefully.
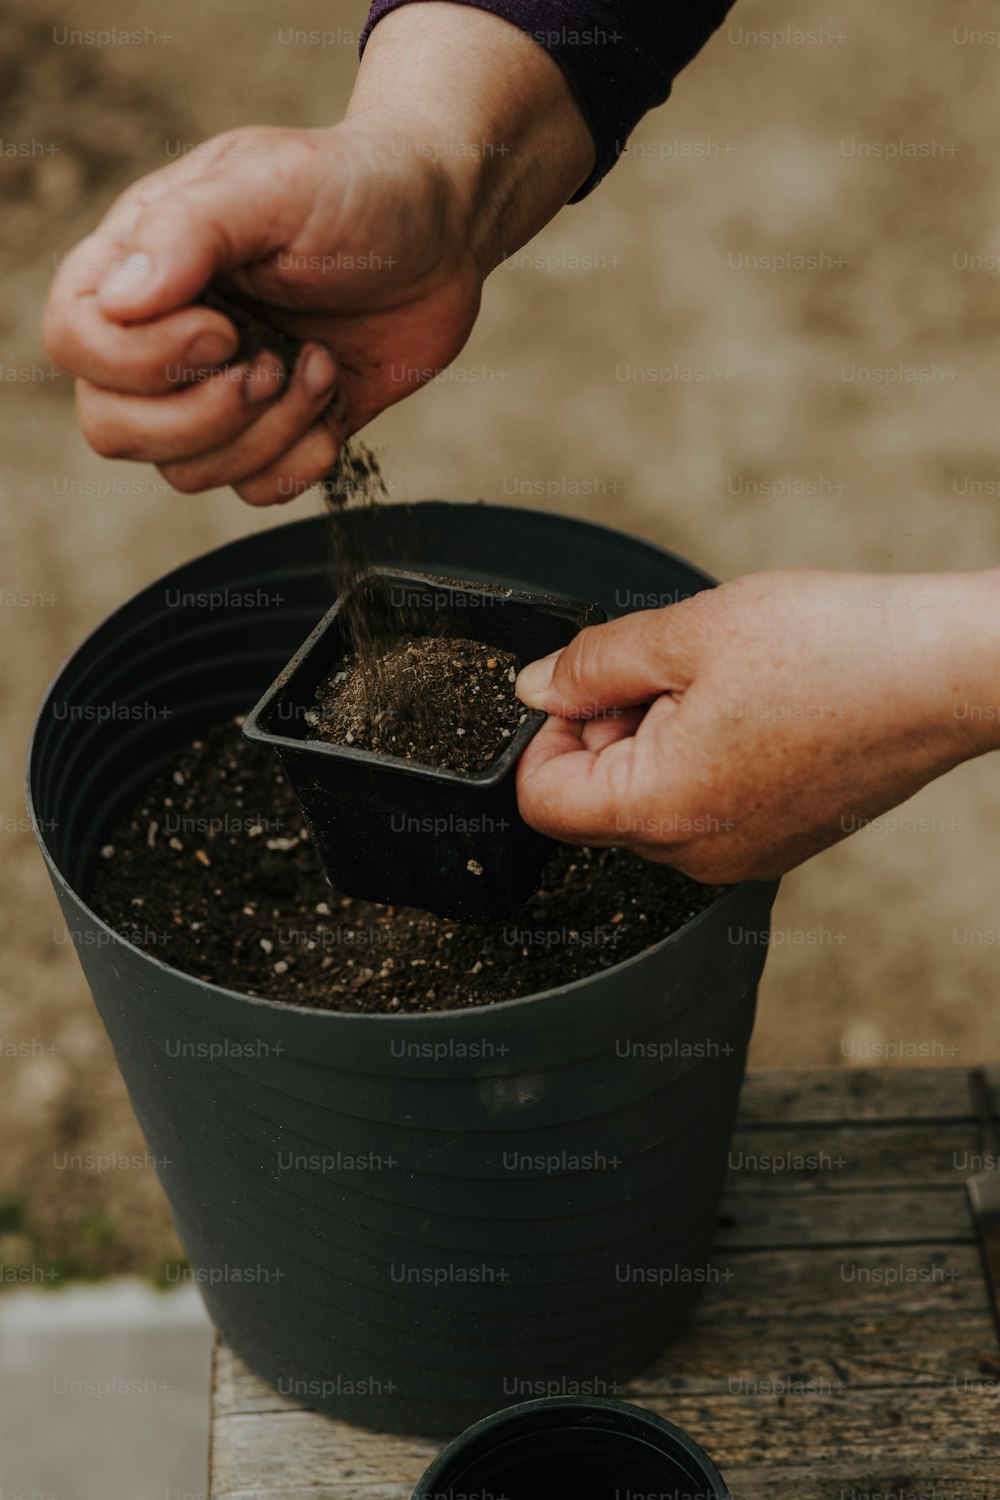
[217,124,281,153]
[277,428,339,489]
[680,847,744,884]
[197,126,304,182]
[304,427,340,474]
[158,463,206,495]
[671,849,724,884]
[276,475,313,503]
[83,416,132,460]
[555,636,596,711]
[41,302,73,368]
[235,479,280,508]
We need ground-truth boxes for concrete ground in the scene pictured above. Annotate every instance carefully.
[2,0,1000,1279]
[0,1282,212,1500]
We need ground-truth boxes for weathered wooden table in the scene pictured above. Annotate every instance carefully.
[209,1067,1000,1498]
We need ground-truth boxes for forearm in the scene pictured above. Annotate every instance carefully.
[347,2,595,271]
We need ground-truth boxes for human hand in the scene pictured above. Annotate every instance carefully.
[42,4,593,505]
[515,569,1000,883]
[41,116,487,506]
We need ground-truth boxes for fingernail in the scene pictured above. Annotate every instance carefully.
[243,354,285,405]
[99,251,157,306]
[516,650,561,706]
[301,344,337,397]
[184,331,238,372]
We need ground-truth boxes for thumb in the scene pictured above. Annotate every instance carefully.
[516,695,682,844]
[96,170,300,323]
[515,607,696,719]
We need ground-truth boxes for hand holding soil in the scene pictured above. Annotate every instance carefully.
[41,6,593,505]
[516,568,1000,883]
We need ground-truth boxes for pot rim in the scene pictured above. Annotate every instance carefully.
[412,1393,730,1498]
[26,503,775,1025]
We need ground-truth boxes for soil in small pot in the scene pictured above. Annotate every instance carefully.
[89,719,723,1014]
[308,637,524,772]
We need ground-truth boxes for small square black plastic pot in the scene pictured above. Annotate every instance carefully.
[242,569,605,922]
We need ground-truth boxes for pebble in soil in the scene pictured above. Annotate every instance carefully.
[89,719,724,1014]
[307,637,524,772]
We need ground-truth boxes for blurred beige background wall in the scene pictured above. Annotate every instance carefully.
[3,0,1000,1277]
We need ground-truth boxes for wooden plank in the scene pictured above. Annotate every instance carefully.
[723,1461,999,1500]
[211,1400,435,1500]
[736,1066,1000,1126]
[629,1388,1000,1465]
[693,1244,987,1319]
[724,1120,983,1192]
[210,1387,1000,1499]
[628,1312,996,1395]
[715,1186,972,1248]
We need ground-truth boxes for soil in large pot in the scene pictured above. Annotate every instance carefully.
[89,717,722,1015]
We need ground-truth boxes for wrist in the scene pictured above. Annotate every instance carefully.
[902,569,1000,759]
[944,568,1000,755]
[347,2,594,271]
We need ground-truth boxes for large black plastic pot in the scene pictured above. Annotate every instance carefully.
[27,503,778,1434]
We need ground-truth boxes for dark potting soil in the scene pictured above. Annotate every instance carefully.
[88,719,723,1014]
[308,637,524,772]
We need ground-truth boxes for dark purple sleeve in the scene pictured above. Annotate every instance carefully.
[360,0,736,199]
